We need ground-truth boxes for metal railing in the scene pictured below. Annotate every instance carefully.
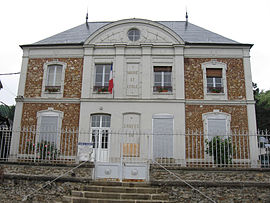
[1,127,269,168]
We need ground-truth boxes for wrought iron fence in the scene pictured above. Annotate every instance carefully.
[0,127,269,168]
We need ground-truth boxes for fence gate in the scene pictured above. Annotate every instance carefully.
[94,131,149,181]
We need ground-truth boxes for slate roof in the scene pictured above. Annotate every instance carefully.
[27,20,246,46]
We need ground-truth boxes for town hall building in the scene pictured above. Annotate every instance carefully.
[10,18,258,179]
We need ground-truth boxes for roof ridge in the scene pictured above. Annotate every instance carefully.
[22,20,243,46]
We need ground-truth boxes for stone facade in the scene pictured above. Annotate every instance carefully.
[184,58,246,100]
[185,105,248,131]
[185,105,249,160]
[21,103,80,128]
[24,58,83,98]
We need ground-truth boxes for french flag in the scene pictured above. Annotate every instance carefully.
[108,64,113,94]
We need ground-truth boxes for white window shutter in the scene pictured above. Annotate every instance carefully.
[39,116,58,144]
[153,117,173,159]
[208,119,226,136]
[55,65,62,86]
[47,66,55,86]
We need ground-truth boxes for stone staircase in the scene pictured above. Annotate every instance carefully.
[62,181,171,203]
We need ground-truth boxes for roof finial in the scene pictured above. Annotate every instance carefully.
[185,7,188,30]
[86,7,89,29]
[86,8,88,23]
[185,7,188,23]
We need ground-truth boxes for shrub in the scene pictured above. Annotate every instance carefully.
[205,136,232,166]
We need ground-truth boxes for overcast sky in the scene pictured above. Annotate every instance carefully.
[0,0,269,105]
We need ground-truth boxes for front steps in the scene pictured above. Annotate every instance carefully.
[63,181,171,203]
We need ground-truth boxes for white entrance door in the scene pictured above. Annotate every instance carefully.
[153,114,174,161]
[91,114,110,162]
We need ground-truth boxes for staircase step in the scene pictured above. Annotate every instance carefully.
[63,196,170,203]
[92,181,151,187]
[63,181,171,203]
[71,191,169,201]
[82,185,161,194]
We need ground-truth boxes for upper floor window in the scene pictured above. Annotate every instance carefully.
[153,66,172,93]
[206,68,223,93]
[201,60,227,100]
[94,64,111,93]
[42,61,66,97]
[46,65,63,92]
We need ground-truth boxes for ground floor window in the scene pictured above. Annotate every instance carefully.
[37,109,63,148]
[203,111,231,139]
[152,114,174,160]
[91,114,111,149]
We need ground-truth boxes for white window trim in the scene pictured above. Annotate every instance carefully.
[201,60,227,100]
[36,108,64,150]
[41,61,67,98]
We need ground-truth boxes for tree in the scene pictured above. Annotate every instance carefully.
[253,83,270,131]
[0,104,15,127]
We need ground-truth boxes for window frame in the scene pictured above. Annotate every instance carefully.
[93,64,111,93]
[90,114,111,149]
[153,66,173,93]
[41,61,66,98]
[127,28,140,42]
[36,108,63,150]
[202,111,231,140]
[201,60,227,100]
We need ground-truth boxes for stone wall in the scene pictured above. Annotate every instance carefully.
[150,167,270,182]
[1,163,270,202]
[0,162,93,202]
[158,183,270,202]
[184,58,246,100]
[151,167,270,202]
[24,58,83,98]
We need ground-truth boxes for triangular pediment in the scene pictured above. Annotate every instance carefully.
[85,19,184,45]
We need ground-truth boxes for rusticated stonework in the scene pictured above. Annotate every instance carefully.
[185,105,248,131]
[184,58,246,100]
[24,58,83,98]
[21,103,80,128]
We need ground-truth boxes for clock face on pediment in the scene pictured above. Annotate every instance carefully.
[87,23,182,45]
